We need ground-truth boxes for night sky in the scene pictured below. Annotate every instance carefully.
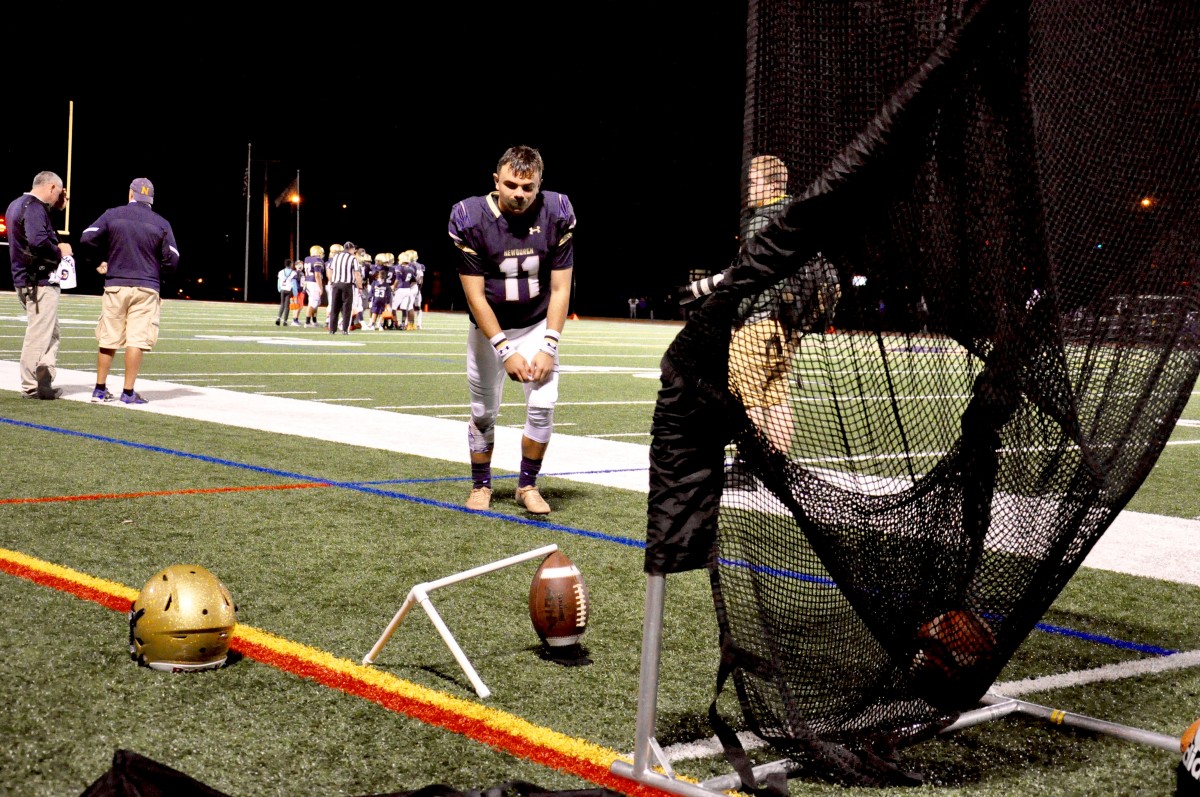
[3,6,749,318]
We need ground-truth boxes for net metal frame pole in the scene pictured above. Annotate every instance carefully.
[944,692,1180,751]
[611,573,731,797]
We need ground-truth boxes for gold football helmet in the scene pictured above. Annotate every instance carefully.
[374,253,388,265]
[329,243,344,256]
[309,245,325,258]
[129,564,237,672]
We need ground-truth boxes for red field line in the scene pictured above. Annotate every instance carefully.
[0,482,328,505]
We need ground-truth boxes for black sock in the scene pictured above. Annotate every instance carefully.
[471,462,492,489]
[122,388,134,397]
[95,384,106,391]
[518,456,543,489]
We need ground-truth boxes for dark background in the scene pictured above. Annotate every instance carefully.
[2,7,749,319]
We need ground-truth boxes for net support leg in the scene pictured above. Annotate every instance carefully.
[611,574,731,797]
[941,692,1179,751]
[700,759,800,793]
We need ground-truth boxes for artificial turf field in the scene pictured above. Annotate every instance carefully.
[1,292,1198,796]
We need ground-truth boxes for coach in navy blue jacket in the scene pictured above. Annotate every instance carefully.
[79,178,180,405]
[6,170,69,399]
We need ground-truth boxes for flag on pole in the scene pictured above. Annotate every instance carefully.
[273,174,299,207]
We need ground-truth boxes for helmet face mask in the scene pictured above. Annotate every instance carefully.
[129,564,237,673]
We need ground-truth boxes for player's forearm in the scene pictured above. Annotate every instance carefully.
[465,292,503,339]
[545,268,573,334]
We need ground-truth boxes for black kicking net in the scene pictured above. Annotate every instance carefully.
[646,0,1200,786]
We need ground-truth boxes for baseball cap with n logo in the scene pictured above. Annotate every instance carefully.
[130,178,154,205]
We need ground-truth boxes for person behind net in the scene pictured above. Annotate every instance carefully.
[678,154,840,457]
[449,145,577,515]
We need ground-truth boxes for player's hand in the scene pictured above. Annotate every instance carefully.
[504,353,530,382]
[97,261,108,275]
[58,242,73,256]
[528,351,555,384]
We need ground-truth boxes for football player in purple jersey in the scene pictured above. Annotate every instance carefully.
[409,249,426,329]
[368,268,393,332]
[392,252,418,331]
[301,245,326,327]
[449,145,576,514]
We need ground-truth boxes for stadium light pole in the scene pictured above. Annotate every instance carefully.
[290,170,300,264]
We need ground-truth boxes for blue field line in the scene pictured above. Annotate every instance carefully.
[0,416,647,549]
[2,415,1172,656]
[1032,621,1177,655]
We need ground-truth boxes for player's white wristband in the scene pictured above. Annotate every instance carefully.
[539,329,560,358]
[490,332,517,362]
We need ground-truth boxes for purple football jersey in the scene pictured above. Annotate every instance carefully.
[448,190,576,330]
[302,256,324,282]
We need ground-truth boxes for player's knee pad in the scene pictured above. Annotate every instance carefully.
[524,405,553,445]
[468,407,496,453]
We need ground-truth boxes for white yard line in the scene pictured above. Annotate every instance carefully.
[992,649,1200,697]
[2,361,1197,586]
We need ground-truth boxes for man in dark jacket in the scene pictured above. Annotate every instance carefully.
[79,177,179,405]
[6,170,69,399]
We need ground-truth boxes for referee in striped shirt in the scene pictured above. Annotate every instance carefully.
[326,241,359,335]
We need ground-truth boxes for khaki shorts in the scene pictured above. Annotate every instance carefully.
[97,286,161,350]
[728,317,793,408]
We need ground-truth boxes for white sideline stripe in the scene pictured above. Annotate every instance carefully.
[992,649,1200,697]
[2,361,1197,585]
[0,362,651,493]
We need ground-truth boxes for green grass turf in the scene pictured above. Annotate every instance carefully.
[1,293,1198,796]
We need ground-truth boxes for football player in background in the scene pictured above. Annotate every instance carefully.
[301,245,326,327]
[392,251,418,331]
[409,249,426,329]
[449,145,576,514]
[368,267,392,332]
[353,249,371,329]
